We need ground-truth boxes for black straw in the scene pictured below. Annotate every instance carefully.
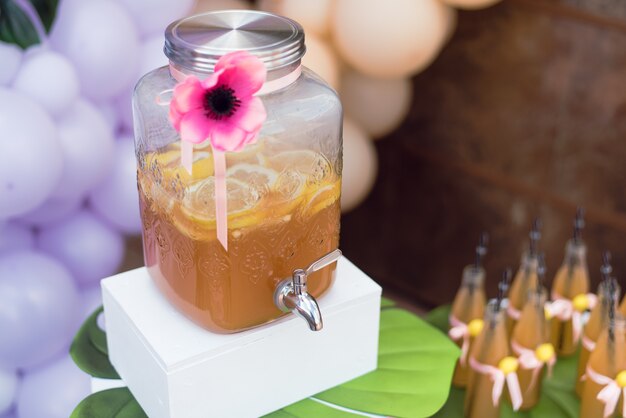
[474,232,489,269]
[536,252,546,295]
[496,269,512,312]
[601,251,612,282]
[573,207,585,244]
[529,218,542,256]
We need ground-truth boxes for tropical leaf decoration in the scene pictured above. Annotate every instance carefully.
[70,302,459,418]
[426,305,580,418]
[70,307,120,379]
[0,0,58,48]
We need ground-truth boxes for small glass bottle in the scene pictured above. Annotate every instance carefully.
[506,219,541,334]
[465,274,517,418]
[580,313,626,418]
[449,233,488,387]
[576,252,620,396]
[511,259,553,410]
[550,208,590,356]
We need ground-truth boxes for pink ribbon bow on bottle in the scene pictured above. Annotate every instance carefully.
[449,316,470,366]
[546,293,597,344]
[507,304,521,321]
[585,366,626,418]
[469,357,523,411]
[511,341,556,394]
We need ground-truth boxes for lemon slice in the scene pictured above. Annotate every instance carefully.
[183,177,259,219]
[268,150,332,183]
[303,181,341,215]
[226,164,278,195]
[226,142,266,166]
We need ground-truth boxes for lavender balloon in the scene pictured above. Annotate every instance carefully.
[52,99,115,199]
[0,42,22,86]
[0,251,79,369]
[89,137,141,234]
[19,194,83,227]
[38,210,124,286]
[0,222,34,253]
[79,285,103,319]
[16,356,90,418]
[12,49,80,117]
[51,0,140,101]
[0,89,63,219]
[0,368,18,415]
[114,0,195,36]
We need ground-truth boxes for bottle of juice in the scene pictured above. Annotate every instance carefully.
[466,272,522,418]
[550,208,591,356]
[511,255,555,410]
[576,252,620,396]
[506,218,541,334]
[580,296,626,418]
[449,233,488,387]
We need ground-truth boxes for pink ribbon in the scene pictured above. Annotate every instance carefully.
[448,316,470,366]
[585,366,626,418]
[546,293,597,344]
[507,304,521,321]
[469,357,523,411]
[168,64,302,251]
[582,335,596,352]
[511,340,556,395]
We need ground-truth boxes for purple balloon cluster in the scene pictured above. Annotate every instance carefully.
[0,0,195,416]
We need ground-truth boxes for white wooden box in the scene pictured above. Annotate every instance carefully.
[102,257,381,418]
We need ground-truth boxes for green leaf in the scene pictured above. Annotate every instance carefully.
[426,305,581,418]
[267,308,460,418]
[29,0,58,32]
[424,304,451,333]
[380,296,396,308]
[70,306,120,379]
[71,388,148,418]
[0,0,40,48]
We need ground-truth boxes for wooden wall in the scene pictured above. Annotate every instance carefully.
[340,0,626,307]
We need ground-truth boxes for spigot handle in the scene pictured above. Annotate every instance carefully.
[305,249,342,276]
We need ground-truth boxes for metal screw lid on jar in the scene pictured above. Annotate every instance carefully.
[164,10,306,75]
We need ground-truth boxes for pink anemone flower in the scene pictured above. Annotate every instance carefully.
[169,51,267,152]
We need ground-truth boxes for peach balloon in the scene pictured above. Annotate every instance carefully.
[302,34,340,90]
[331,0,453,78]
[441,0,502,10]
[192,0,250,14]
[259,0,332,37]
[341,119,378,213]
[340,69,412,139]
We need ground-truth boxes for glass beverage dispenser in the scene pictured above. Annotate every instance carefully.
[132,11,343,333]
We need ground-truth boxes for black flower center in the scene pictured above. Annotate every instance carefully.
[203,85,241,120]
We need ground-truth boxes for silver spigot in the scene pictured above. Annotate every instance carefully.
[273,249,342,331]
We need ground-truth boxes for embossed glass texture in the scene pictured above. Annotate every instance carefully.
[132,15,342,333]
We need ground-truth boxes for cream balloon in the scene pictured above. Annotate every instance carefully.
[302,34,340,90]
[332,0,453,78]
[260,0,332,37]
[193,0,250,14]
[341,119,378,213]
[340,69,412,139]
[441,0,502,10]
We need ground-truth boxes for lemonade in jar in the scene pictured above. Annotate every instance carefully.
[133,11,342,333]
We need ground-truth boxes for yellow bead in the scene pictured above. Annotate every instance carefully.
[468,319,484,337]
[498,356,519,375]
[544,306,553,320]
[616,371,626,388]
[573,294,590,312]
[535,343,555,362]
